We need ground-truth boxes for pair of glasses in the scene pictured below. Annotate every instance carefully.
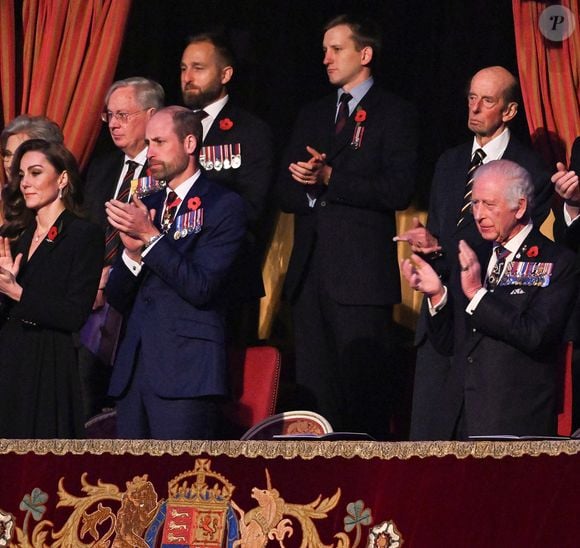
[100,109,147,124]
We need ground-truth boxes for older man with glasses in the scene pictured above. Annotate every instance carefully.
[80,77,164,421]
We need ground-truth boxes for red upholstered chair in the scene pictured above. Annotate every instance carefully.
[557,341,574,437]
[222,345,282,438]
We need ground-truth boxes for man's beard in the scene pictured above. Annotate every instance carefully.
[182,83,222,110]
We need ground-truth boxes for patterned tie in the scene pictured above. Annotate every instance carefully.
[486,244,510,289]
[335,93,352,134]
[162,190,181,232]
[104,160,140,265]
[457,148,486,227]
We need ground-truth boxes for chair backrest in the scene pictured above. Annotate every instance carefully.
[241,410,333,440]
[222,346,281,437]
[557,341,574,436]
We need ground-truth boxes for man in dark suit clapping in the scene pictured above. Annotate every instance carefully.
[402,160,576,439]
[277,14,418,438]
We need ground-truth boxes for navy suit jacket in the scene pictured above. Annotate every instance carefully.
[201,102,274,299]
[278,84,418,305]
[107,174,246,398]
[427,228,577,438]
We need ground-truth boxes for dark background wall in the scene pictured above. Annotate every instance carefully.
[95,0,526,208]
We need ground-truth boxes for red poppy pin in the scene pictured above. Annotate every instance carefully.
[526,245,539,258]
[188,196,202,211]
[219,118,234,131]
[354,108,367,123]
[47,226,58,242]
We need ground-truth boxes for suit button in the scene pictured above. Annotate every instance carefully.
[472,328,477,333]
[320,200,327,207]
[467,356,473,363]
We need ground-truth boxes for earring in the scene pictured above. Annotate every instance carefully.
[59,188,63,199]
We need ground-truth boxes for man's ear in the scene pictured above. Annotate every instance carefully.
[515,197,527,220]
[360,46,373,67]
[221,65,234,86]
[502,101,518,123]
[184,134,197,155]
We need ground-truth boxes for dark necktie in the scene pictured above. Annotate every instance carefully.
[486,244,510,289]
[104,160,139,265]
[335,93,352,134]
[457,148,486,227]
[162,190,181,232]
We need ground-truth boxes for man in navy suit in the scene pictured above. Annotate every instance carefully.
[396,66,553,439]
[277,14,418,437]
[402,160,576,438]
[105,106,246,439]
[180,32,273,344]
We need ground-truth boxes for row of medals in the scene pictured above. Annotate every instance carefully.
[199,144,242,171]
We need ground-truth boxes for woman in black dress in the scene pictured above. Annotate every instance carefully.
[0,139,103,438]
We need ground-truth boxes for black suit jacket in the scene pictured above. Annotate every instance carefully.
[416,134,554,341]
[278,84,418,305]
[428,228,577,438]
[201,102,274,299]
[83,150,149,229]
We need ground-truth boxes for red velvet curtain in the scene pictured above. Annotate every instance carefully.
[0,0,132,168]
[512,0,580,166]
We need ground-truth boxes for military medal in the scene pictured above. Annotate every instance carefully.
[501,261,554,287]
[199,147,206,169]
[214,145,223,171]
[231,143,241,169]
[204,146,214,170]
[223,144,232,169]
[135,176,165,198]
[173,208,204,239]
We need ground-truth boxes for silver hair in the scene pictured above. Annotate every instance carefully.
[105,77,165,110]
[473,158,534,212]
[1,114,63,150]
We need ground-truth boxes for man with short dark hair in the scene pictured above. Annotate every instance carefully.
[277,14,418,438]
[396,66,553,440]
[402,159,576,439]
[105,106,246,439]
[180,32,273,343]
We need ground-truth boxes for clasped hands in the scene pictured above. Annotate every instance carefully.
[105,194,158,261]
[401,240,483,304]
[289,146,332,187]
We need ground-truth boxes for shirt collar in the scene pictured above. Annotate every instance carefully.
[472,127,510,162]
[197,95,229,122]
[337,77,374,113]
[501,220,533,257]
[168,169,201,201]
[125,147,148,167]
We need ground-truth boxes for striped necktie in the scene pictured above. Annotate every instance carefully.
[457,148,486,227]
[162,190,181,232]
[104,160,139,265]
[486,244,510,289]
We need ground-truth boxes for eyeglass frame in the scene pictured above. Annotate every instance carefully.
[100,109,149,124]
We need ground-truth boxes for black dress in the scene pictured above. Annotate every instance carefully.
[0,210,103,438]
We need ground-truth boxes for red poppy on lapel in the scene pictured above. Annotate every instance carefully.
[219,118,234,131]
[47,226,58,242]
[526,245,539,258]
[354,108,367,123]
[188,196,202,211]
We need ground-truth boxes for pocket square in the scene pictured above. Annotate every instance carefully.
[509,288,525,295]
